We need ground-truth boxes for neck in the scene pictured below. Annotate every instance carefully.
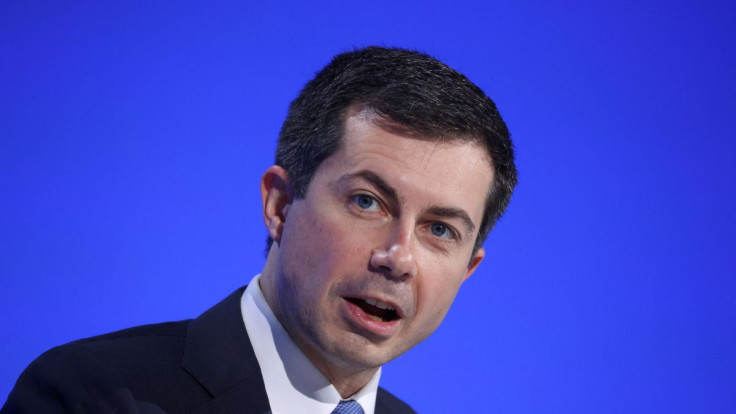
[305,352,379,398]
[259,247,379,398]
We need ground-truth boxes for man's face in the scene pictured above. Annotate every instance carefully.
[261,112,493,378]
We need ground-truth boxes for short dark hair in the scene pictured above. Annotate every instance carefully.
[273,46,517,251]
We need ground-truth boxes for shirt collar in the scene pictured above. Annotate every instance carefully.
[241,274,380,414]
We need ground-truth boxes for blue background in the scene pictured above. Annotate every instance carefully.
[2,1,735,412]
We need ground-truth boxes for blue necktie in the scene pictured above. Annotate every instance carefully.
[331,400,365,414]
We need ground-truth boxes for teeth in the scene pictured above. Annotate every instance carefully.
[364,298,394,311]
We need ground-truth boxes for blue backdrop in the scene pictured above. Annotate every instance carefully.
[2,1,735,412]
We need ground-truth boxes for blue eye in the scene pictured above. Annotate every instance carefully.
[430,222,452,239]
[353,194,379,211]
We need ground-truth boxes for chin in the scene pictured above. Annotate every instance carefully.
[326,335,408,371]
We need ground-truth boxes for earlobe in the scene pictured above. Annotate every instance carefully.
[260,165,293,243]
[464,247,485,282]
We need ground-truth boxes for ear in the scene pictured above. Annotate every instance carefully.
[260,165,293,243]
[463,247,485,282]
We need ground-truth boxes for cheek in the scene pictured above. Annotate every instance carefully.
[280,205,366,295]
[304,204,373,261]
[279,212,327,298]
[413,258,468,335]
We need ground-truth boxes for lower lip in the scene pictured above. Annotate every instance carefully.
[341,298,401,339]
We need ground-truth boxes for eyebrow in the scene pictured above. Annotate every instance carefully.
[425,206,476,235]
[337,170,477,236]
[338,170,400,204]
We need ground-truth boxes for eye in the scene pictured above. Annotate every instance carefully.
[352,194,380,212]
[429,222,454,239]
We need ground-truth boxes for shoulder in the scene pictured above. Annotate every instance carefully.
[64,320,191,359]
[2,320,203,413]
[375,387,417,414]
[45,320,193,377]
[3,288,251,413]
[26,318,192,374]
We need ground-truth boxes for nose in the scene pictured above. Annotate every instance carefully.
[369,226,417,281]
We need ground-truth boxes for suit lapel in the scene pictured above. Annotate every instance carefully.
[183,287,271,414]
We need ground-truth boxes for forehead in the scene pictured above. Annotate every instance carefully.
[316,113,494,223]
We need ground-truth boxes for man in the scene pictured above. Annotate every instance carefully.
[3,46,516,413]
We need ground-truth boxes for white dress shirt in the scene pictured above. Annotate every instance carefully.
[241,274,380,414]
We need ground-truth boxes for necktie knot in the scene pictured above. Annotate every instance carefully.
[331,399,365,414]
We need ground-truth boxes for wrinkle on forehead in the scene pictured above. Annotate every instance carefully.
[343,111,492,176]
[352,138,490,190]
[346,104,491,165]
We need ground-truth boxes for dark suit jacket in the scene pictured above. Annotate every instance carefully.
[2,287,415,414]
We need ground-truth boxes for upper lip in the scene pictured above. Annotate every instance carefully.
[346,295,406,319]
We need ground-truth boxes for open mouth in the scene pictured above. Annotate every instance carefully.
[345,297,400,322]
